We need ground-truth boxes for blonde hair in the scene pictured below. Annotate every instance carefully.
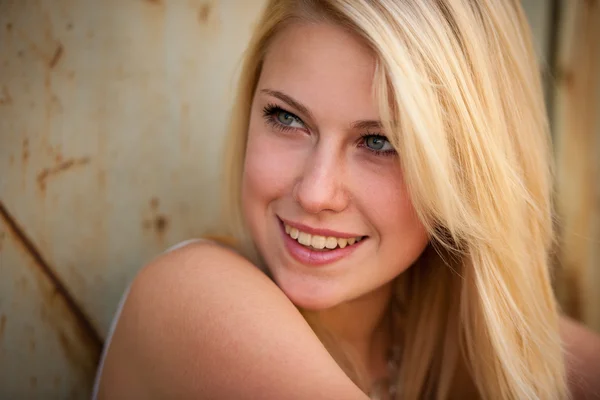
[218,0,568,398]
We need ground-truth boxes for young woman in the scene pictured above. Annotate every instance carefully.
[93,1,600,398]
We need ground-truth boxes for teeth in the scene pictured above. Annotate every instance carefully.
[311,235,326,249]
[298,232,311,246]
[290,228,299,239]
[325,237,338,249]
[283,223,363,250]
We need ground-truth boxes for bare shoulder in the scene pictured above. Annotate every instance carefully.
[95,241,366,400]
[560,315,600,399]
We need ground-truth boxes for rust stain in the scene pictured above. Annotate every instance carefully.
[58,330,76,367]
[198,3,212,24]
[22,138,29,163]
[29,338,36,352]
[0,201,103,355]
[0,86,12,105]
[49,43,64,69]
[150,197,160,209]
[9,154,14,165]
[154,215,169,233]
[37,157,91,190]
[50,93,63,113]
[142,220,152,230]
[17,276,28,293]
[30,376,37,388]
[53,376,61,388]
[97,170,106,189]
[6,23,12,32]
[145,0,162,4]
[57,329,97,375]
[0,314,6,340]
[558,68,574,88]
[15,28,50,62]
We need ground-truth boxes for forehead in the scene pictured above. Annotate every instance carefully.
[258,22,379,121]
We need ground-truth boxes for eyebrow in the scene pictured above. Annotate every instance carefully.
[260,88,383,131]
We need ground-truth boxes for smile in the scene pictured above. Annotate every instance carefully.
[278,217,367,266]
[284,223,364,250]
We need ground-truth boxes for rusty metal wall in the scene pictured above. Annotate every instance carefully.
[0,0,267,398]
[2,0,594,399]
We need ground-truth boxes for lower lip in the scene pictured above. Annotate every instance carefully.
[279,220,365,267]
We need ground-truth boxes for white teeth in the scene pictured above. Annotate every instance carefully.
[298,232,311,246]
[284,223,362,250]
[290,228,299,239]
[311,235,326,249]
[325,237,338,249]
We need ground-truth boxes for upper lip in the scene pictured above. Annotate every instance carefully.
[279,217,365,239]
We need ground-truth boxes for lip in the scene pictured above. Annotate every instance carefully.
[277,218,366,267]
[278,217,363,239]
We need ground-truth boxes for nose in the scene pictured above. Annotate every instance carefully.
[292,144,349,214]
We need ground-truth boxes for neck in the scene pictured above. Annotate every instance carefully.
[315,282,395,385]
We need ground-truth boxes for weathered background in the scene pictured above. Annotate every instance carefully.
[0,0,598,398]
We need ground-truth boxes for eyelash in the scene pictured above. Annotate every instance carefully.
[261,103,396,157]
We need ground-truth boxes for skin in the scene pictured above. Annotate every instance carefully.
[95,22,600,399]
[241,22,429,377]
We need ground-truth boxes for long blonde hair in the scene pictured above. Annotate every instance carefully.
[218,1,568,398]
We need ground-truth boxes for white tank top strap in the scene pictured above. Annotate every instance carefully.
[90,238,221,399]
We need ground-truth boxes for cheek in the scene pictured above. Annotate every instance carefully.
[355,163,428,251]
[241,121,296,219]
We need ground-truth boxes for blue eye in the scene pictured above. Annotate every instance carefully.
[362,134,395,154]
[263,104,305,130]
[275,110,304,128]
[277,111,297,125]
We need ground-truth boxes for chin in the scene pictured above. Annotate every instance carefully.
[270,269,349,311]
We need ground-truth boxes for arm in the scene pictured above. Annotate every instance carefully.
[560,316,600,399]
[95,241,368,400]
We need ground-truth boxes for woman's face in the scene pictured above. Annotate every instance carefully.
[242,22,429,310]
